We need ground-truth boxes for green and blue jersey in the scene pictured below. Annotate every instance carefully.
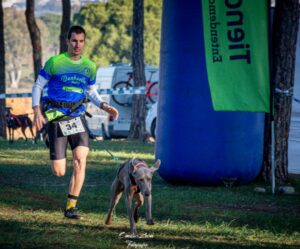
[39,52,97,117]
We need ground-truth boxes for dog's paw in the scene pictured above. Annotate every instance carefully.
[146,219,154,225]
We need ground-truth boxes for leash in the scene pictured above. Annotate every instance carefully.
[87,125,118,161]
[105,149,118,160]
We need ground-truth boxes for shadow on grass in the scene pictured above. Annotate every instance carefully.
[0,146,300,241]
[0,162,300,238]
[0,218,298,249]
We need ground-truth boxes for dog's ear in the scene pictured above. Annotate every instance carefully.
[150,159,161,173]
[131,164,138,174]
[130,158,138,174]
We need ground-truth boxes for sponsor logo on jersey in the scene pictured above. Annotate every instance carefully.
[61,75,86,84]
[84,67,91,75]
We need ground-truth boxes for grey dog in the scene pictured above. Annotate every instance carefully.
[105,158,161,236]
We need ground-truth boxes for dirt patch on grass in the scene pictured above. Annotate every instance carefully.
[185,203,300,214]
[1,187,60,207]
[25,190,61,206]
[0,207,21,216]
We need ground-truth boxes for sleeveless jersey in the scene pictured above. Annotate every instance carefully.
[39,52,97,117]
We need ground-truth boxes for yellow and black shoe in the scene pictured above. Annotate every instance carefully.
[64,207,80,219]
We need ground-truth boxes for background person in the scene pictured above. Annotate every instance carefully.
[32,25,118,219]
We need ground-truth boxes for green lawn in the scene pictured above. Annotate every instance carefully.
[0,139,299,249]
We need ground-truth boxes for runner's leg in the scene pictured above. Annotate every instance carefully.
[64,130,89,219]
[69,146,89,196]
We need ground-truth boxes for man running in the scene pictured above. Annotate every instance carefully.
[32,25,119,219]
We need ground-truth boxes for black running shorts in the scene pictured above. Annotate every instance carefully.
[47,116,89,160]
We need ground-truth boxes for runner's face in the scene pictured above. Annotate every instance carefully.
[67,32,85,57]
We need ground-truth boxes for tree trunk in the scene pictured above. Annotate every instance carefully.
[60,0,71,53]
[262,0,300,184]
[0,0,6,139]
[25,0,42,80]
[128,0,148,141]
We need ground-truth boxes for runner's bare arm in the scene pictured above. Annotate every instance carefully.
[87,85,119,120]
[32,75,47,130]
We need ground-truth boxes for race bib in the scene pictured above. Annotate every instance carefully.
[58,117,85,136]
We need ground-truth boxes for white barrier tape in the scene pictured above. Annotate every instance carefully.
[0,93,33,99]
[275,87,293,96]
[98,86,146,95]
[0,86,147,99]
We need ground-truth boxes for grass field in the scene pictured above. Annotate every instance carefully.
[0,139,299,249]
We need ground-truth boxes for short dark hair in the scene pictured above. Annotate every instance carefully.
[67,25,86,40]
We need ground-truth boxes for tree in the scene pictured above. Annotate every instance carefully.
[0,0,6,138]
[4,9,31,89]
[73,0,161,67]
[128,0,148,141]
[3,8,49,90]
[144,0,161,65]
[60,0,71,53]
[40,13,61,55]
[262,0,300,184]
[25,0,42,80]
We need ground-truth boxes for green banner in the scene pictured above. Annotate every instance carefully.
[202,0,270,112]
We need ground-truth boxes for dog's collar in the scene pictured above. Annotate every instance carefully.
[130,184,140,193]
[128,159,147,194]
[129,172,140,193]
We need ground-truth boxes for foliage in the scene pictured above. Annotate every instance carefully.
[73,0,162,66]
[3,0,161,89]
[39,13,61,55]
[4,8,32,86]
[4,8,51,89]
[0,140,299,249]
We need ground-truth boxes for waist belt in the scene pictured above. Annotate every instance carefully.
[44,98,90,122]
[46,99,87,109]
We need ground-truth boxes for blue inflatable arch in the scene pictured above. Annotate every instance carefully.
[155,0,265,185]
